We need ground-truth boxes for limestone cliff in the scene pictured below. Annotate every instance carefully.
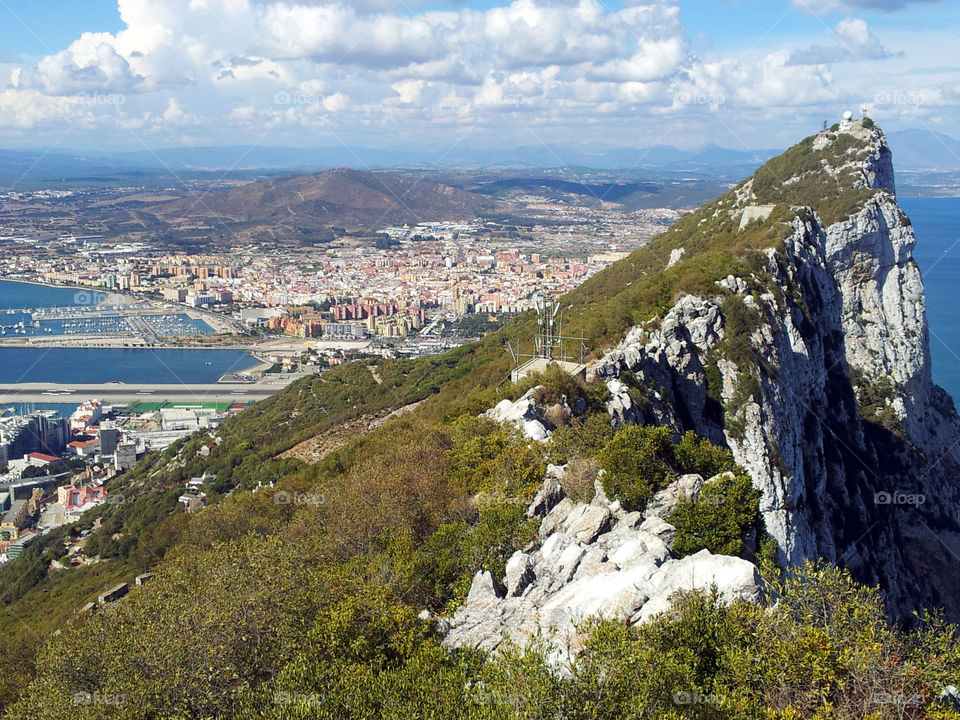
[593,120,960,620]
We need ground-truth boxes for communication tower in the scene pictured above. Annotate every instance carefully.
[506,295,587,384]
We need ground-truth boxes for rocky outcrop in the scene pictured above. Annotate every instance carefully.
[484,387,584,442]
[589,125,960,621]
[443,469,765,665]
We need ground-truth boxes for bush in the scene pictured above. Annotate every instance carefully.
[598,425,676,511]
[668,471,762,558]
[597,426,740,513]
[674,430,736,479]
[546,412,615,465]
[562,457,600,504]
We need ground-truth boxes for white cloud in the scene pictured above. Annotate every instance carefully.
[0,90,79,128]
[256,3,449,67]
[787,17,901,64]
[392,79,425,104]
[0,0,955,148]
[162,97,195,125]
[322,92,349,112]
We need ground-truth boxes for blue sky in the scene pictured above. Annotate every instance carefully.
[0,0,956,153]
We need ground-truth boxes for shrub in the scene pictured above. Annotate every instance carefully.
[674,430,736,479]
[597,425,741,513]
[563,457,600,504]
[546,412,616,465]
[668,471,762,558]
[598,425,676,511]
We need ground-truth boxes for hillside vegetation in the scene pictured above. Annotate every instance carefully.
[1,127,955,718]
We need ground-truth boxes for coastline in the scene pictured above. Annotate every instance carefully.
[0,276,247,343]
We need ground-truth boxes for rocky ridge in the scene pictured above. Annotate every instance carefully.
[446,121,960,664]
[592,121,960,620]
[443,465,764,664]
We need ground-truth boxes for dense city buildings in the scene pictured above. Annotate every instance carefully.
[0,183,678,345]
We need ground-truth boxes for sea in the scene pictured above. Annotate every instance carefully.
[0,280,258,398]
[902,197,960,404]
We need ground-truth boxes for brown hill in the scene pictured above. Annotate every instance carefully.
[142,168,495,237]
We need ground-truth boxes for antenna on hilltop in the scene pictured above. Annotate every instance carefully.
[860,104,869,119]
[506,294,587,386]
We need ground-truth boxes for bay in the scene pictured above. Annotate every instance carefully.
[0,347,258,384]
[902,197,960,404]
[0,279,86,309]
[0,279,250,383]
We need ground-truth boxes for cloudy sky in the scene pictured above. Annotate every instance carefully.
[0,0,956,155]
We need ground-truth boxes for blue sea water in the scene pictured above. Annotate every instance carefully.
[0,279,253,383]
[901,197,960,404]
[0,280,213,336]
[0,279,82,309]
[1,403,77,418]
[0,347,259,384]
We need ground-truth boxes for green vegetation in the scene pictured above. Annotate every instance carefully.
[598,426,738,513]
[562,197,794,347]
[0,126,937,718]
[668,471,762,558]
[9,554,960,719]
[851,369,906,438]
[504,364,610,415]
[752,132,879,226]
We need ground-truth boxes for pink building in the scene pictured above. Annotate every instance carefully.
[58,485,107,510]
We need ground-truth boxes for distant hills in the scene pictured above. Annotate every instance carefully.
[0,142,781,182]
[887,129,960,170]
[136,167,495,238]
[2,127,957,195]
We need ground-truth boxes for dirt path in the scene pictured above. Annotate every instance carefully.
[279,399,423,464]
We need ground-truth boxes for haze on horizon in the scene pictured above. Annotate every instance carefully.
[0,0,957,160]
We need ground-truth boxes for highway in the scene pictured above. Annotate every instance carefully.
[0,381,287,405]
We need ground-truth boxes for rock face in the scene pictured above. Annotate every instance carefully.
[484,388,552,441]
[443,471,765,664]
[484,387,581,442]
[593,125,960,621]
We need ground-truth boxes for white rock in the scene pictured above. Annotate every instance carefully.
[635,550,764,623]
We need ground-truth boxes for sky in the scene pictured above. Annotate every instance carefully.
[0,0,957,156]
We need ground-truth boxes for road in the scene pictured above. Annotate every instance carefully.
[0,381,288,405]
